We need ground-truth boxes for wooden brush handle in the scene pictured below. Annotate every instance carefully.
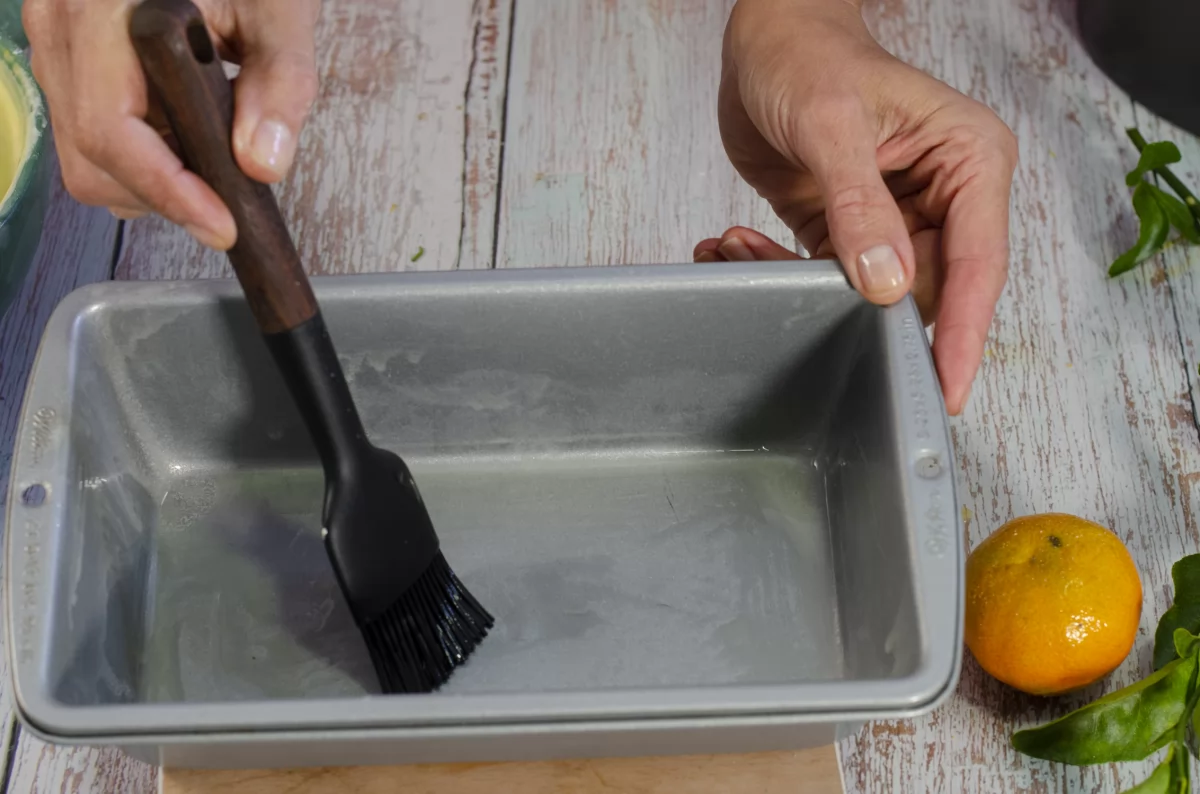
[129,0,317,334]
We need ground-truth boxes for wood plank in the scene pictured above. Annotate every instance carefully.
[1135,110,1200,409]
[4,734,156,794]
[0,151,119,779]
[161,747,843,794]
[458,0,515,270]
[494,0,792,268]
[115,0,512,280]
[839,0,1200,791]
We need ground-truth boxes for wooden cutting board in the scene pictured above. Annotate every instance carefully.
[163,746,843,793]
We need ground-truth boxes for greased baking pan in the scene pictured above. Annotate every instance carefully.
[5,261,961,768]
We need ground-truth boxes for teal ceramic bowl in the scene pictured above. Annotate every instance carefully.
[0,36,49,322]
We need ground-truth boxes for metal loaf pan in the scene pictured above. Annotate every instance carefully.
[6,261,961,768]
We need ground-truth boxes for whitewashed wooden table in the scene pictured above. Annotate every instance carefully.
[2,0,1199,790]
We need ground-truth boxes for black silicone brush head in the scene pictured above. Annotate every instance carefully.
[323,445,495,693]
[358,550,495,693]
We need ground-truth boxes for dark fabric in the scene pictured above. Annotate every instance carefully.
[1080,0,1200,136]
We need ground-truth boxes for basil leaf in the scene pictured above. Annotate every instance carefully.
[1011,654,1197,764]
[1127,141,1184,187]
[1150,185,1200,244]
[1110,182,1171,277]
[1156,555,1200,670]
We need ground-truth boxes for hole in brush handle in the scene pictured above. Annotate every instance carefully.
[185,19,215,64]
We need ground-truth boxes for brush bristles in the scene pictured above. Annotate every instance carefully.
[360,552,494,694]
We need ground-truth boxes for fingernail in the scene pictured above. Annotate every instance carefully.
[250,119,294,176]
[185,223,232,251]
[695,250,719,263]
[857,244,905,296]
[718,237,754,262]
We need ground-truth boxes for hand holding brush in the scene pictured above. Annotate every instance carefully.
[128,0,493,693]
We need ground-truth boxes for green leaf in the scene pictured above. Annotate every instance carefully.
[1177,628,1200,661]
[1012,654,1198,764]
[1123,747,1176,793]
[1110,182,1171,277]
[1185,649,1200,761]
[1123,744,1187,793]
[1150,185,1200,244]
[1127,141,1184,187]
[1177,645,1200,769]
[1156,556,1200,670]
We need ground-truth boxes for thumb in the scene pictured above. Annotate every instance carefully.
[229,7,319,183]
[799,109,914,304]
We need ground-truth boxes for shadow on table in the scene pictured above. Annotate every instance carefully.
[957,652,1125,730]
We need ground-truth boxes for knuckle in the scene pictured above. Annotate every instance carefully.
[948,118,1019,179]
[953,121,993,150]
[997,125,1019,167]
[294,67,319,109]
[969,107,1020,168]
[59,160,105,206]
[69,108,124,167]
[139,164,195,223]
[155,192,192,225]
[957,247,1011,291]
[21,0,51,42]
[71,122,108,163]
[274,53,319,111]
[826,183,890,221]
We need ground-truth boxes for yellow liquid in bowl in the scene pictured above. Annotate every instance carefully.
[0,61,28,207]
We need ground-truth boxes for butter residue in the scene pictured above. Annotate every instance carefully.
[0,46,44,214]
